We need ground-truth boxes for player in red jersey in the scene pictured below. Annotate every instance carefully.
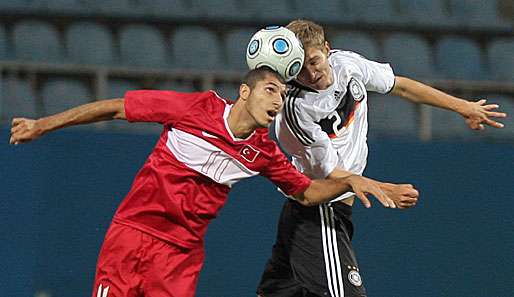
[9,67,418,297]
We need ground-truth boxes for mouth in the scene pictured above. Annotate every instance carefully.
[267,110,278,119]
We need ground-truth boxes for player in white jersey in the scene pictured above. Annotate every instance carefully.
[257,20,507,297]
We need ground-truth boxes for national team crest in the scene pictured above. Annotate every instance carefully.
[240,145,259,162]
[349,78,365,102]
[348,269,363,287]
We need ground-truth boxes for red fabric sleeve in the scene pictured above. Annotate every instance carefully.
[262,144,312,196]
[124,90,201,124]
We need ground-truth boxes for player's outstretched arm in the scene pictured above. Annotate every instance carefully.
[9,98,125,145]
[328,167,419,209]
[391,76,507,130]
[293,175,411,208]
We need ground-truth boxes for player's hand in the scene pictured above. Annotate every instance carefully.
[345,175,396,209]
[379,183,419,209]
[9,118,43,145]
[461,99,507,130]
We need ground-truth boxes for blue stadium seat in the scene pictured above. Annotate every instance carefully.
[66,22,114,65]
[157,80,197,93]
[383,33,435,79]
[189,0,241,19]
[108,79,140,98]
[330,32,380,60]
[488,38,514,81]
[13,21,63,63]
[119,25,168,68]
[41,78,91,115]
[80,0,132,16]
[1,77,38,120]
[395,0,451,28]
[224,29,255,71]
[367,93,418,138]
[240,0,291,22]
[435,37,485,80]
[345,0,396,24]
[448,0,509,29]
[0,25,6,60]
[0,0,33,10]
[34,0,86,12]
[292,0,345,23]
[214,82,239,101]
[431,103,480,139]
[171,27,223,71]
[132,0,190,18]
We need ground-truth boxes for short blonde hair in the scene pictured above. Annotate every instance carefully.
[286,19,326,50]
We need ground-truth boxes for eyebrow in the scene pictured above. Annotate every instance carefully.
[266,82,287,100]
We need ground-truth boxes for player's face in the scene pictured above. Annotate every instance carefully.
[246,74,286,128]
[296,43,333,90]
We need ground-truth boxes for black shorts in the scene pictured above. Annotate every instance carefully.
[257,200,367,297]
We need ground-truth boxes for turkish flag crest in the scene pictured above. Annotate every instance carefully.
[240,145,260,162]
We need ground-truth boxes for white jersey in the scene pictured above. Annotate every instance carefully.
[275,50,395,201]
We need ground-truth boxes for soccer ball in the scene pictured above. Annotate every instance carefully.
[246,26,304,82]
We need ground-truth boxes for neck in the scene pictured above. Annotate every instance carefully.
[227,100,256,139]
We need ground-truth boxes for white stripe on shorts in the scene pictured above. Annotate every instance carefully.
[320,204,345,297]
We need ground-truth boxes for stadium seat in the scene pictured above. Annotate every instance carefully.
[0,0,32,10]
[367,93,418,138]
[448,0,509,29]
[108,79,140,98]
[131,0,190,18]
[41,78,92,115]
[330,32,380,60]
[214,82,239,101]
[119,24,169,68]
[488,38,514,81]
[189,0,241,19]
[430,103,480,140]
[383,33,435,79]
[345,0,396,25]
[435,37,485,81]
[33,0,86,12]
[292,0,345,23]
[395,0,451,28]
[0,25,6,60]
[66,22,115,65]
[13,20,64,63]
[1,77,38,121]
[171,27,223,71]
[239,0,291,22]
[157,80,197,93]
[224,29,255,71]
[80,0,132,16]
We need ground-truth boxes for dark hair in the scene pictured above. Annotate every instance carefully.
[242,66,285,89]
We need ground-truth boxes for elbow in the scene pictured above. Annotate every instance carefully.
[293,192,318,207]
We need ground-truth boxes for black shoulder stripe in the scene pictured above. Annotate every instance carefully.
[284,88,315,146]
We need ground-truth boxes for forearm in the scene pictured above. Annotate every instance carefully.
[37,98,125,134]
[293,177,352,206]
[391,76,468,114]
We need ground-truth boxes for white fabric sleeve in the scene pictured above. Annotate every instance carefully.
[343,52,396,94]
[277,96,339,179]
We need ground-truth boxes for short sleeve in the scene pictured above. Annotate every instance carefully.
[262,144,312,196]
[124,90,201,124]
[338,52,395,94]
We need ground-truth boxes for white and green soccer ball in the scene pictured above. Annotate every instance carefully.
[246,26,304,81]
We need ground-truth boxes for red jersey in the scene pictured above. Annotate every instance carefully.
[113,90,311,249]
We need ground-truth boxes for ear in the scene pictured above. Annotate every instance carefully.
[239,83,251,101]
[323,41,331,54]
